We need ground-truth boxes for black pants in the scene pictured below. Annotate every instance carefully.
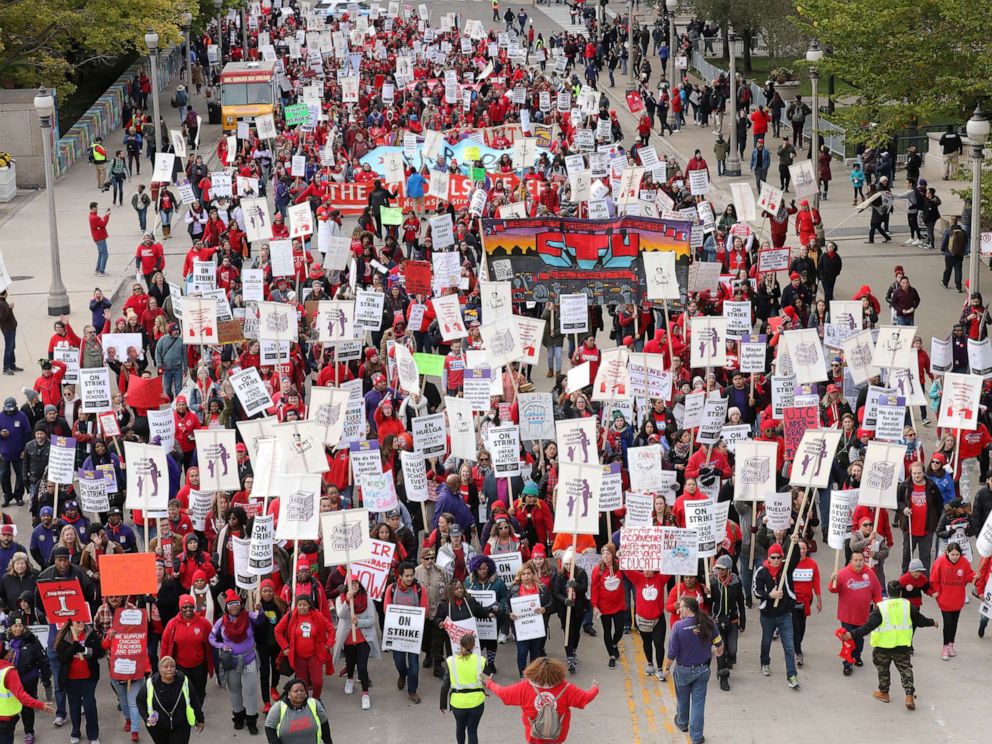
[0,716,19,744]
[600,611,625,658]
[178,664,207,706]
[344,642,371,691]
[148,724,192,744]
[452,703,485,744]
[257,645,280,699]
[716,621,739,675]
[559,607,584,658]
[639,619,667,666]
[20,677,38,734]
[791,607,808,654]
[127,152,141,175]
[941,610,960,644]
[868,219,891,242]
[943,254,964,290]
[779,164,791,191]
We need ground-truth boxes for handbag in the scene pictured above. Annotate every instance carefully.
[635,614,659,633]
[277,649,293,676]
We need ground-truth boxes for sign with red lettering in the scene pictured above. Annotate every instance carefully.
[350,538,396,600]
[37,579,92,624]
[783,405,820,461]
[109,608,148,681]
[626,90,644,113]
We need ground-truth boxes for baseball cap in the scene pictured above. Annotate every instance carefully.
[2,397,15,411]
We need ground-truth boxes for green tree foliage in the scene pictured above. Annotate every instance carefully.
[0,0,197,97]
[794,0,992,144]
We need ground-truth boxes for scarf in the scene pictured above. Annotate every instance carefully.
[222,610,249,643]
[352,590,368,615]
[674,440,691,461]
[763,558,782,581]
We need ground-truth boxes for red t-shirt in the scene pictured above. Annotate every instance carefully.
[68,655,90,680]
[829,565,882,625]
[292,617,317,657]
[910,483,929,537]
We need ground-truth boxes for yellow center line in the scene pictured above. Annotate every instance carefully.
[618,632,642,744]
[630,627,660,737]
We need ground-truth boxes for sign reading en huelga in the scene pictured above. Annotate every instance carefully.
[481,216,691,305]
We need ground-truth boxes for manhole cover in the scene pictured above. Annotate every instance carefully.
[10,276,32,281]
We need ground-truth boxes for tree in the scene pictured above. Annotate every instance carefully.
[687,0,800,71]
[0,0,197,98]
[794,0,992,145]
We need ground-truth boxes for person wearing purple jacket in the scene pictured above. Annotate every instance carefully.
[431,473,476,534]
[0,396,31,506]
[210,590,264,734]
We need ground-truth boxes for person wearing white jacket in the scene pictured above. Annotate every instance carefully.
[331,580,381,711]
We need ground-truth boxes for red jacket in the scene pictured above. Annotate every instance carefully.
[161,613,215,674]
[828,565,882,625]
[275,608,335,665]
[89,212,109,241]
[0,661,45,720]
[512,500,554,545]
[622,570,669,620]
[485,678,599,744]
[589,565,626,616]
[33,362,67,407]
[929,554,975,612]
[174,409,201,453]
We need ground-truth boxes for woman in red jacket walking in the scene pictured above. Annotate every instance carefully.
[590,544,626,668]
[275,594,336,699]
[484,657,598,744]
[929,541,975,660]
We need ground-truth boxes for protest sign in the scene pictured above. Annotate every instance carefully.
[733,440,777,502]
[248,514,275,575]
[124,442,169,512]
[938,372,982,430]
[194,429,239,491]
[230,367,273,417]
[684,499,717,557]
[77,469,110,512]
[619,526,663,570]
[46,436,76,485]
[510,595,545,640]
[38,579,92,623]
[78,368,112,412]
[627,445,664,492]
[553,463,602,534]
[783,406,819,460]
[383,606,427,653]
[858,441,905,509]
[828,489,858,550]
[599,462,624,511]
[109,608,148,681]
[789,430,842,488]
[559,293,589,335]
[764,491,793,531]
[412,413,446,458]
[273,421,328,474]
[485,425,521,476]
[660,527,699,576]
[233,536,258,591]
[320,508,373,565]
[275,474,322,540]
[624,490,655,527]
[99,552,158,597]
[352,539,396,600]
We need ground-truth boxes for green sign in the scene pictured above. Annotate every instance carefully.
[413,353,445,378]
[380,206,403,225]
[471,166,486,183]
[284,103,309,126]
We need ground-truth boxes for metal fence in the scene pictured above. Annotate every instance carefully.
[689,48,848,158]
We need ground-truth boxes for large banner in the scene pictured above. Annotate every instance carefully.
[482,216,691,305]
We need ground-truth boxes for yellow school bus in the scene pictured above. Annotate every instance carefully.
[219,61,278,133]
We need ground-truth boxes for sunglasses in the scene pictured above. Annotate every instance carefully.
[861,523,872,527]
[768,555,782,560]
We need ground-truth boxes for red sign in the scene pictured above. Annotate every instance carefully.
[109,608,148,681]
[404,260,433,296]
[99,552,159,597]
[783,406,820,460]
[626,90,644,114]
[38,579,92,624]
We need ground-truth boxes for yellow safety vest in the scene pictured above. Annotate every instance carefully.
[91,144,107,163]
[146,675,196,727]
[277,699,322,744]
[870,598,914,649]
[446,654,486,709]
[0,666,24,716]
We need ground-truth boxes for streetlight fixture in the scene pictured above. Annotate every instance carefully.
[966,102,990,293]
[33,89,70,316]
[806,38,824,205]
[181,12,193,83]
[666,0,678,129]
[145,29,161,164]
[725,33,742,177]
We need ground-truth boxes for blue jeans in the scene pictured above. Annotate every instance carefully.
[392,651,420,694]
[516,637,544,674]
[673,664,710,744]
[547,344,563,373]
[137,207,148,231]
[2,327,15,371]
[47,647,65,718]
[895,315,914,326]
[94,240,108,273]
[66,677,99,741]
[841,621,864,665]
[759,613,797,677]
[162,368,183,400]
[111,677,140,732]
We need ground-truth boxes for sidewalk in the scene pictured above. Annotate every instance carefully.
[0,80,224,390]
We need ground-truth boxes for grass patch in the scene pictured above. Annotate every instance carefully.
[703,55,858,99]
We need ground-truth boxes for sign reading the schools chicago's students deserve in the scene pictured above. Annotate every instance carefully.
[382,606,427,653]
[38,579,92,623]
[109,608,148,681]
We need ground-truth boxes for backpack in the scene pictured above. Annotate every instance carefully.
[528,684,567,741]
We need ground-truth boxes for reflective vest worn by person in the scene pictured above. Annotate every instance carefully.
[446,654,486,708]
[0,666,23,716]
[146,676,197,726]
[275,698,323,743]
[869,598,913,648]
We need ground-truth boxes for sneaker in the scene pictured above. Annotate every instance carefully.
[796,652,804,667]
[344,678,355,695]
[948,643,956,657]
[124,720,131,731]
[270,687,280,702]
[608,657,616,669]
[361,694,371,710]
[498,632,508,644]
[843,664,853,675]
[719,676,730,691]
[855,660,864,667]
[655,669,666,681]
[760,665,770,676]
[25,735,35,744]
[131,734,139,742]
[54,717,66,727]
[903,238,915,245]
[69,738,80,744]
[567,658,577,673]
[941,644,950,660]
[787,675,799,689]
[645,664,656,676]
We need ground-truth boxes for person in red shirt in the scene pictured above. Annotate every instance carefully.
[215,255,241,292]
[623,568,670,676]
[484,657,598,744]
[665,575,707,629]
[929,541,975,659]
[828,551,882,674]
[442,339,466,396]
[571,335,601,386]
[590,545,627,667]
[791,539,822,667]
[672,478,708,528]
[173,395,201,470]
[122,283,150,318]
[896,461,942,572]
[160,594,214,703]
[896,559,931,608]
[134,233,165,287]
[274,594,335,699]
[88,202,111,276]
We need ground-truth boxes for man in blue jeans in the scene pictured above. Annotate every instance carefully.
[383,562,429,704]
[752,539,801,689]
[663,596,723,744]
[0,292,21,375]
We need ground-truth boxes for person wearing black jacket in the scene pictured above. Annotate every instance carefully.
[552,551,590,674]
[819,241,843,302]
[54,621,104,744]
[895,462,944,572]
[432,579,494,661]
[971,474,992,538]
[3,611,51,742]
[752,534,801,687]
[138,657,205,744]
[707,555,746,691]
[0,553,37,613]
[367,180,395,239]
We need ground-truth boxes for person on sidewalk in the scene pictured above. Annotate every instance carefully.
[941,216,967,291]
[777,138,796,191]
[938,125,963,180]
[88,203,111,276]
[750,139,771,192]
[843,580,937,710]
[0,292,21,375]
[89,137,108,191]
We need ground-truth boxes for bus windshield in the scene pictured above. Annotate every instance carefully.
[221,82,272,106]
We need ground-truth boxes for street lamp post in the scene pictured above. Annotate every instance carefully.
[181,12,193,83]
[33,89,70,316]
[966,103,990,294]
[725,33,741,177]
[626,0,634,92]
[145,29,161,161]
[806,39,823,206]
[666,0,677,129]
[242,6,249,56]
[215,0,224,66]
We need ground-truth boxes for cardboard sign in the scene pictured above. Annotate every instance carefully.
[553,463,602,535]
[320,508,373,566]
[485,425,521,477]
[789,430,843,488]
[99,552,158,597]
[510,595,545,640]
[619,526,663,570]
[828,489,858,550]
[660,527,699,576]
[783,406,820,460]
[382,605,427,653]
[38,579,92,623]
[231,367,274,418]
[351,539,396,600]
[858,441,905,509]
[109,607,148,681]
